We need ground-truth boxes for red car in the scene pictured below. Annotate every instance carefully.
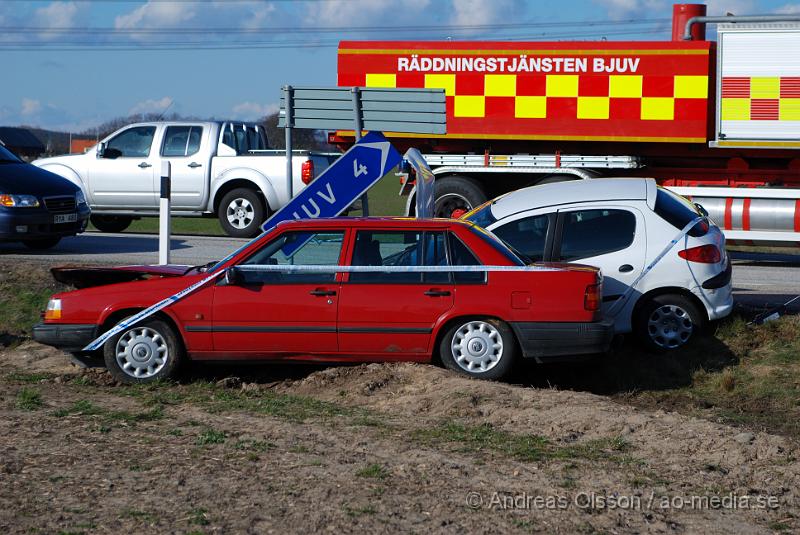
[33,218,613,383]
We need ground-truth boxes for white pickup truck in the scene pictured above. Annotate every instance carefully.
[33,121,335,237]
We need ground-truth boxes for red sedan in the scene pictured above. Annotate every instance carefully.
[33,218,613,383]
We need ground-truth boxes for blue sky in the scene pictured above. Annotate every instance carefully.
[3,0,799,132]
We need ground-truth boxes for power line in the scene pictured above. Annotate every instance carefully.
[0,28,670,51]
[0,18,670,34]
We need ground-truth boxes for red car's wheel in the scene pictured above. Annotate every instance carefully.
[439,318,517,380]
[103,318,184,384]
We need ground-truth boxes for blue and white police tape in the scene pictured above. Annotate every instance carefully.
[81,263,565,352]
[607,216,703,317]
[233,264,563,273]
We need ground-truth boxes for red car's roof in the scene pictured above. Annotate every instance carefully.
[274,217,477,229]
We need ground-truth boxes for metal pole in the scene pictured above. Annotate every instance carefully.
[284,85,294,200]
[158,161,171,265]
[352,87,369,216]
[683,13,800,40]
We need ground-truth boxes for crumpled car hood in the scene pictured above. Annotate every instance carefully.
[51,264,191,289]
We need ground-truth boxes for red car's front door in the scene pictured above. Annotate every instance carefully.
[337,229,454,356]
[209,230,345,357]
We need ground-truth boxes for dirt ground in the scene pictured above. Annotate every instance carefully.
[1,342,798,535]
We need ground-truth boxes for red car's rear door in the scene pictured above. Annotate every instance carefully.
[209,230,345,356]
[337,229,453,356]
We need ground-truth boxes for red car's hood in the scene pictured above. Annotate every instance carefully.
[51,264,192,289]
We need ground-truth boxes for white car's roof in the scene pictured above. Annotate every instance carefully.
[488,177,657,219]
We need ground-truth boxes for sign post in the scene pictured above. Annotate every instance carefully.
[351,87,370,216]
[283,85,294,200]
[158,161,171,265]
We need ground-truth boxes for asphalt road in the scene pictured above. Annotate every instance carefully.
[1,231,799,313]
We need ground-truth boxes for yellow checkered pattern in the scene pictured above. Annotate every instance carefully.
[720,76,800,121]
[363,73,708,120]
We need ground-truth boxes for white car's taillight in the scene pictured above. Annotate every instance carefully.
[678,244,721,264]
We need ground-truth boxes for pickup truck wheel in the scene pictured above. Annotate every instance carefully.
[634,294,705,353]
[90,215,133,233]
[218,188,265,238]
[439,318,517,380]
[22,237,61,249]
[103,319,183,384]
[434,176,487,218]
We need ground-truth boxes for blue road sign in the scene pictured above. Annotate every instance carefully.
[262,131,402,232]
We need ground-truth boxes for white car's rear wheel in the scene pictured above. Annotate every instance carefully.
[635,294,705,352]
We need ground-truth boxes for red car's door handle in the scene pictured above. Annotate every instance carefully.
[424,289,451,297]
[310,289,337,296]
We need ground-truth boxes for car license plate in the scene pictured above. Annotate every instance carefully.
[54,213,78,224]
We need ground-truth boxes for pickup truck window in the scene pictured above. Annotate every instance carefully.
[161,126,202,157]
[221,124,267,155]
[106,126,156,158]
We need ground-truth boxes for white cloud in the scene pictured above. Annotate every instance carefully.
[21,99,42,116]
[34,1,80,27]
[308,0,430,27]
[33,1,85,41]
[591,0,667,19]
[231,102,279,120]
[115,1,197,30]
[129,97,173,116]
[450,0,516,26]
[703,0,757,16]
[775,3,800,14]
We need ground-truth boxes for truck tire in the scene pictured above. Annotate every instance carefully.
[218,188,266,238]
[90,215,133,233]
[434,176,487,218]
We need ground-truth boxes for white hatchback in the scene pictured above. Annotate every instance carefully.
[464,178,734,351]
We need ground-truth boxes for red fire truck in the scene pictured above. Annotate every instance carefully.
[334,4,800,245]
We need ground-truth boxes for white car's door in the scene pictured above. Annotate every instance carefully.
[89,125,158,209]
[159,125,208,209]
[553,204,647,315]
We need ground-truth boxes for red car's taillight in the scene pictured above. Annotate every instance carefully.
[584,284,601,311]
[301,160,314,185]
[678,244,721,264]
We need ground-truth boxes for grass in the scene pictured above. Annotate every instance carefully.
[343,504,377,517]
[412,422,631,465]
[7,372,53,384]
[123,380,350,423]
[52,399,165,428]
[16,387,43,410]
[120,508,157,523]
[355,463,389,480]
[188,508,210,526]
[0,261,65,339]
[97,167,407,237]
[195,428,226,445]
[611,314,800,438]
